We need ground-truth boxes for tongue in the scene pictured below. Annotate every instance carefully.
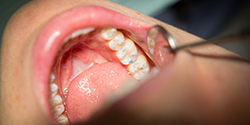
[66,62,133,123]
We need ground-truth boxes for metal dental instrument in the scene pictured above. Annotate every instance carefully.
[149,25,250,53]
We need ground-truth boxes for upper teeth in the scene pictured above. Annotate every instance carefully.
[101,27,118,40]
[147,37,155,55]
[115,39,137,65]
[101,27,150,80]
[108,31,125,51]
[63,27,95,43]
[127,55,150,80]
[120,46,137,65]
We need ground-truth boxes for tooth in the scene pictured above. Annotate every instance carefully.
[115,39,136,61]
[120,47,137,65]
[101,27,118,40]
[56,114,69,124]
[127,55,148,75]
[71,28,95,38]
[127,55,150,80]
[148,27,158,38]
[49,83,58,98]
[133,67,150,80]
[63,27,95,42]
[50,73,55,83]
[147,37,155,55]
[108,31,125,51]
[52,104,65,119]
[50,94,63,107]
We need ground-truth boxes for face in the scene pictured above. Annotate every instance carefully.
[1,0,250,124]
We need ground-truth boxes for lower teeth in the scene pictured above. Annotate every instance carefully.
[49,82,69,124]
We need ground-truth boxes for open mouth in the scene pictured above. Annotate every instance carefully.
[32,5,173,124]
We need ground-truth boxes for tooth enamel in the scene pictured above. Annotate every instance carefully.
[50,94,63,107]
[127,55,150,80]
[108,31,125,51]
[63,27,95,42]
[128,55,148,74]
[147,37,155,55]
[50,73,55,82]
[120,47,137,65]
[56,114,69,124]
[52,104,65,119]
[133,67,150,80]
[101,27,118,40]
[72,28,95,38]
[148,27,158,38]
[115,39,136,61]
[49,83,58,98]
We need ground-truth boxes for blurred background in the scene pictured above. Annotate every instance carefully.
[0,0,249,60]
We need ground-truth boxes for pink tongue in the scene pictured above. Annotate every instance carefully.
[66,62,132,123]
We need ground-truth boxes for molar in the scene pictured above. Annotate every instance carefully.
[49,83,58,98]
[101,27,118,40]
[147,37,155,55]
[115,39,137,63]
[56,114,69,124]
[108,31,125,51]
[52,104,65,119]
[120,47,137,65]
[50,94,63,107]
[127,55,150,80]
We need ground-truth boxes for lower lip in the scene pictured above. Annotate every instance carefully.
[32,5,151,119]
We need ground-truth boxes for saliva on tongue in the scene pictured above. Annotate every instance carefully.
[67,62,131,123]
[57,40,135,123]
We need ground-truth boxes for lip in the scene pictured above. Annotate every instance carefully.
[32,5,152,119]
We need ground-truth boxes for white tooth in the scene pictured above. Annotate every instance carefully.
[147,37,155,55]
[50,73,55,83]
[50,94,63,107]
[56,114,69,124]
[71,27,95,38]
[108,31,125,51]
[63,35,71,43]
[120,47,137,65]
[133,67,150,80]
[115,39,135,60]
[80,27,95,34]
[127,55,150,80]
[52,104,65,119]
[101,27,118,40]
[139,67,159,83]
[63,27,95,42]
[49,83,58,98]
[127,55,148,75]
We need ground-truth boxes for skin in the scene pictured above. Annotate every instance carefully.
[1,0,250,124]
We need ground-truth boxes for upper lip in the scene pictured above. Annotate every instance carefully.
[32,5,152,119]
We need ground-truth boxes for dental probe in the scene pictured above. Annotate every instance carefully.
[149,25,250,53]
